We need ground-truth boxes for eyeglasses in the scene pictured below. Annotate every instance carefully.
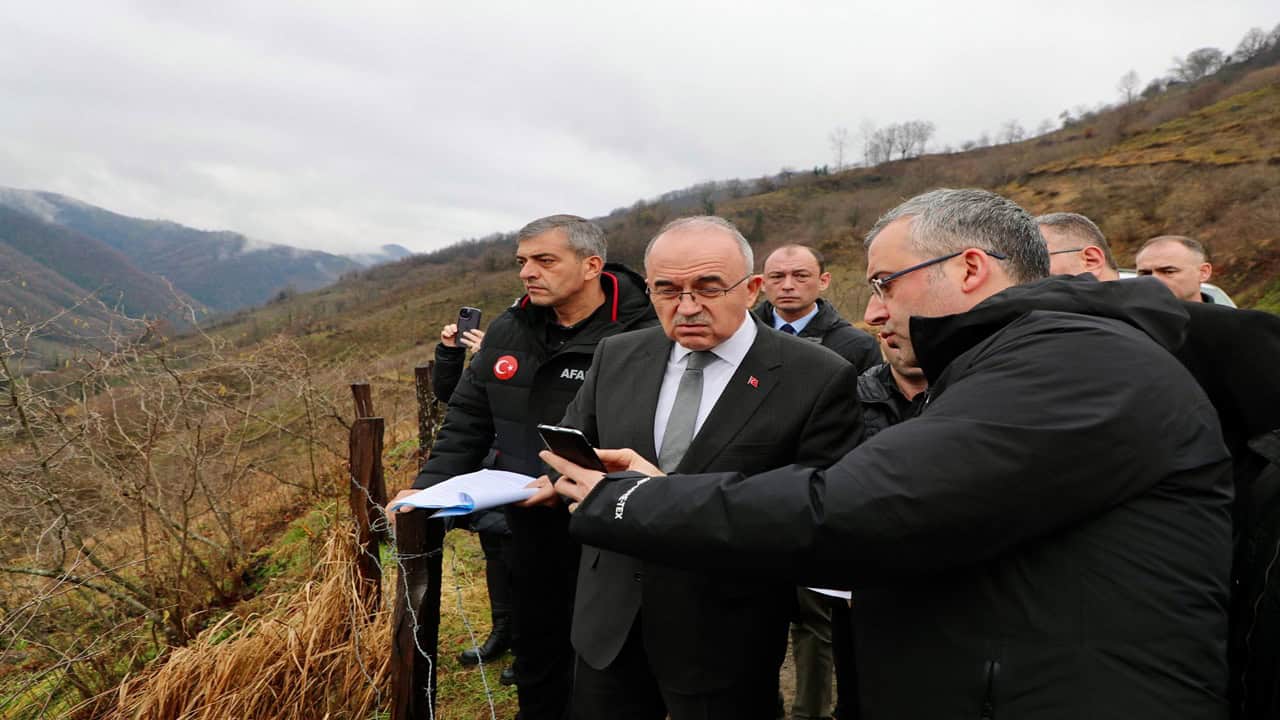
[868,249,1008,299]
[1047,247,1085,255]
[647,274,753,302]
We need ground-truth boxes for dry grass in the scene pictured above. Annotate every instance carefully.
[88,524,517,720]
[97,531,390,720]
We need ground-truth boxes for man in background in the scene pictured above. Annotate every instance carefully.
[1135,234,1215,302]
[1035,212,1120,281]
[430,321,516,684]
[754,242,877,720]
[755,244,879,371]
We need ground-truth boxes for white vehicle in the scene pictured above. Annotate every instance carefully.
[1118,270,1237,308]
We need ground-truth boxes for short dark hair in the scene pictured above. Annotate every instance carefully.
[1034,212,1118,270]
[517,214,607,261]
[768,244,826,273]
[1138,235,1209,262]
[866,188,1050,284]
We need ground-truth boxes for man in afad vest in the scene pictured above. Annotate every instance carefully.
[391,214,655,720]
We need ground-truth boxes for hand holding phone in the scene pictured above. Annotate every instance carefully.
[457,306,482,335]
[537,424,607,472]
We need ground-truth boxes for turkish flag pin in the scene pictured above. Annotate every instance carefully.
[747,376,759,388]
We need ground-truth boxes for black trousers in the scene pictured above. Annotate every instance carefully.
[505,505,579,720]
[571,615,781,720]
[830,599,860,720]
[478,529,512,622]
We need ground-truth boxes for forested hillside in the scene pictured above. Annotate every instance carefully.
[2,30,1278,720]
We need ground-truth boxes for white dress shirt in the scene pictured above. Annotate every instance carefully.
[653,312,758,455]
[772,303,819,334]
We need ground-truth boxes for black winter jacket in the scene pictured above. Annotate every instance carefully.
[570,275,1233,719]
[855,363,916,439]
[414,263,656,487]
[429,339,505,535]
[753,298,880,372]
[431,343,466,404]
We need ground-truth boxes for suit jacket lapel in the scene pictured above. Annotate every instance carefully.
[678,320,781,473]
[628,330,670,463]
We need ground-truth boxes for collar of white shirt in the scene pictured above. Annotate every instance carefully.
[772,303,820,335]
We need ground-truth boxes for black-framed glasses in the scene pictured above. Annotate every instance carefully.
[1047,247,1085,255]
[647,273,753,302]
[868,249,1008,299]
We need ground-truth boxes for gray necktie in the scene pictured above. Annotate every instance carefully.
[659,350,715,472]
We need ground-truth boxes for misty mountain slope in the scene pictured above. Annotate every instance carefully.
[0,189,363,311]
[0,204,197,324]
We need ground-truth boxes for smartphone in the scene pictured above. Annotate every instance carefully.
[537,424,607,472]
[456,306,482,335]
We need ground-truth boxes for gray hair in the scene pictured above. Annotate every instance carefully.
[1035,212,1118,271]
[1138,234,1209,262]
[865,188,1049,284]
[517,214,607,261]
[644,215,754,275]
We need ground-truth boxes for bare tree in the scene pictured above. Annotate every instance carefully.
[859,120,934,164]
[1170,47,1225,82]
[858,119,878,166]
[902,120,936,157]
[864,124,895,166]
[998,120,1026,145]
[1035,118,1055,137]
[1117,70,1141,104]
[828,126,850,170]
[1234,27,1270,62]
[0,291,347,713]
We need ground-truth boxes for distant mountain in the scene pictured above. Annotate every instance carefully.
[0,188,363,312]
[346,243,413,267]
[0,205,200,337]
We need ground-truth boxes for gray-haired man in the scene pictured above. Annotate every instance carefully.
[391,214,656,720]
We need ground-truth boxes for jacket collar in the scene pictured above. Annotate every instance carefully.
[753,297,849,335]
[910,274,1190,385]
[512,262,656,343]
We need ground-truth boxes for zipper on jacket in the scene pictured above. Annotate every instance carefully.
[980,659,999,719]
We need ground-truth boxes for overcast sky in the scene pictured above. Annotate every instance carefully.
[0,2,1275,255]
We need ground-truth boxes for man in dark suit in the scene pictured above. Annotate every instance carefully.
[527,216,862,719]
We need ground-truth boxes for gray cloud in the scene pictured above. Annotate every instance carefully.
[0,1,1274,253]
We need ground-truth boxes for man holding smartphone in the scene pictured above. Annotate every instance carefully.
[391,214,656,720]
[525,216,862,719]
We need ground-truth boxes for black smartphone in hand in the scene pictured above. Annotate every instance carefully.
[457,306,482,335]
[537,424,607,472]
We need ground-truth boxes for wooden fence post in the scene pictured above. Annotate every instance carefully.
[390,366,446,719]
[349,383,386,615]
[389,510,445,718]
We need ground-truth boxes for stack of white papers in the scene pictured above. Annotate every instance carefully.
[389,469,538,518]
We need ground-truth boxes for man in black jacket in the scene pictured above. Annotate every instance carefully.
[391,214,656,720]
[430,321,515,682]
[825,339,927,720]
[547,189,1233,719]
[755,244,879,372]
